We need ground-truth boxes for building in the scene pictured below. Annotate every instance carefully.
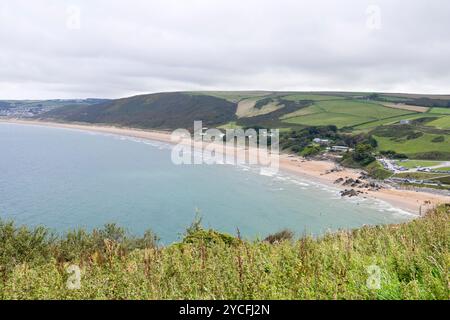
[313,138,330,145]
[329,146,350,152]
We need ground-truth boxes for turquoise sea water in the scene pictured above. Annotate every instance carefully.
[0,123,412,243]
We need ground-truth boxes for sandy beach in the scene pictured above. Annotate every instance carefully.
[1,118,448,215]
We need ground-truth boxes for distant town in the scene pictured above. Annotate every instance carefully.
[0,99,108,118]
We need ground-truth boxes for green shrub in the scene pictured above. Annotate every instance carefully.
[300,145,322,157]
[409,151,450,160]
[183,229,239,246]
[366,161,393,180]
[431,136,445,143]
[379,150,408,159]
[406,132,424,140]
[341,143,376,168]
[0,221,56,275]
[264,229,294,244]
[0,205,448,300]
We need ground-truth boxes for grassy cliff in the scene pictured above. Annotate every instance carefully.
[0,205,448,300]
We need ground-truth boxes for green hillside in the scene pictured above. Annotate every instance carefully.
[370,123,450,160]
[35,91,450,161]
[37,91,450,132]
[283,100,412,128]
[427,116,450,129]
[429,107,450,115]
[40,92,237,130]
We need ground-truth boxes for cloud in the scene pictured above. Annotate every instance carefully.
[0,0,449,99]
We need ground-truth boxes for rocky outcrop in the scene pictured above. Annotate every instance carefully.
[340,189,360,197]
[336,178,383,191]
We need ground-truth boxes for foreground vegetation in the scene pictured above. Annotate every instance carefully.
[1,205,448,300]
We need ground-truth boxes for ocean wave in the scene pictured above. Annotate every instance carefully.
[98,130,418,219]
[270,168,417,218]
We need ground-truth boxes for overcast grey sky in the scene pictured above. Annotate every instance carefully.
[0,0,449,99]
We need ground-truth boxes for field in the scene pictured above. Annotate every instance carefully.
[236,97,283,118]
[426,116,450,129]
[374,133,450,157]
[353,114,429,130]
[429,107,450,115]
[284,112,367,128]
[217,121,243,129]
[381,103,429,113]
[283,100,411,128]
[0,205,448,300]
[280,104,323,119]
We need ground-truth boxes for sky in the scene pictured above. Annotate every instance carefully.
[0,0,449,99]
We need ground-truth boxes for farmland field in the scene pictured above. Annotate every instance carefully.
[236,97,284,118]
[217,121,243,129]
[374,133,450,156]
[280,104,323,119]
[284,112,371,128]
[381,103,429,113]
[353,113,428,130]
[426,116,450,129]
[429,107,450,115]
[315,100,413,118]
[282,100,412,128]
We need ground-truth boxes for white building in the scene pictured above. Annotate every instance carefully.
[313,138,330,145]
[329,146,350,152]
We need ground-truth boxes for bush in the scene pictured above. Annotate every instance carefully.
[366,161,392,180]
[351,143,375,166]
[409,151,450,161]
[0,221,56,276]
[300,145,322,157]
[406,132,424,140]
[264,229,294,244]
[182,214,239,246]
[183,229,239,246]
[0,220,159,272]
[431,136,445,143]
[379,150,408,159]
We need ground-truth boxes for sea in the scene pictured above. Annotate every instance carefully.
[0,122,413,243]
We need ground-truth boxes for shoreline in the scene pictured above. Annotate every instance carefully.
[1,118,448,215]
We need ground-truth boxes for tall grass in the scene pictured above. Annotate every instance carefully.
[0,205,448,300]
